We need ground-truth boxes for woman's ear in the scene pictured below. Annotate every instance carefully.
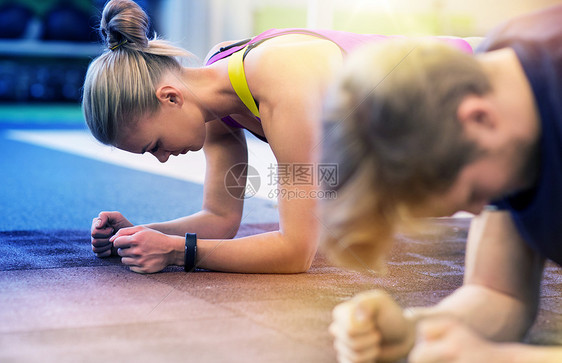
[155,85,184,108]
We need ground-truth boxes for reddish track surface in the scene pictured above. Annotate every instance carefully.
[1,218,560,362]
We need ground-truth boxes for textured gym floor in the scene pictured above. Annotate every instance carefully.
[1,126,561,362]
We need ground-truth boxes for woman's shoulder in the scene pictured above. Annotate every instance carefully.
[245,34,343,86]
[249,34,341,69]
[244,35,343,119]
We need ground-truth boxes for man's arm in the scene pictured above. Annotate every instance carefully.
[413,209,544,341]
[409,315,562,363]
[497,343,562,363]
[330,209,545,362]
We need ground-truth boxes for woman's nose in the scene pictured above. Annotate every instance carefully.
[153,150,170,163]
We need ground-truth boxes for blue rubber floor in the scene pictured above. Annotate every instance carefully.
[0,130,279,231]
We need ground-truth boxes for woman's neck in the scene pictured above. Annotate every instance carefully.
[180,65,249,121]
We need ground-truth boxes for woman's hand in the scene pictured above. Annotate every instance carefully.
[91,211,134,257]
[330,290,415,363]
[409,317,502,363]
[110,226,184,273]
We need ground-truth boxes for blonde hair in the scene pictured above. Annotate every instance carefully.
[82,0,192,145]
[321,39,491,271]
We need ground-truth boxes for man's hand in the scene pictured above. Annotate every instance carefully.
[409,316,502,363]
[330,290,415,363]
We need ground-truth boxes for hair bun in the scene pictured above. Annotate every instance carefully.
[100,0,150,50]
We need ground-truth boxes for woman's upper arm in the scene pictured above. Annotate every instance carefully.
[251,53,328,253]
[464,209,545,306]
[214,39,340,255]
[201,120,248,222]
[266,108,321,241]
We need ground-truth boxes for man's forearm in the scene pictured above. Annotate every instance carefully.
[497,343,562,363]
[411,283,535,342]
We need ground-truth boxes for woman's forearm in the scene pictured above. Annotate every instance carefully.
[144,210,241,239]
[192,230,316,273]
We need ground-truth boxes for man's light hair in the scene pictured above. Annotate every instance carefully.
[320,39,490,270]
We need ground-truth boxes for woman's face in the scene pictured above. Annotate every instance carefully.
[114,103,206,163]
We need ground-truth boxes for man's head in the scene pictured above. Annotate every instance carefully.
[320,39,495,269]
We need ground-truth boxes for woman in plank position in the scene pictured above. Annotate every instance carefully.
[85,0,472,274]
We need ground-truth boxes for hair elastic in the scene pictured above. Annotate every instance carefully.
[110,38,128,51]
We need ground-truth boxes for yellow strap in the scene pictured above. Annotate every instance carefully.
[228,46,260,118]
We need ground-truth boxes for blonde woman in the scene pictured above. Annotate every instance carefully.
[85,0,472,274]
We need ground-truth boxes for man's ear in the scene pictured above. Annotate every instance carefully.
[155,86,184,108]
[457,95,499,139]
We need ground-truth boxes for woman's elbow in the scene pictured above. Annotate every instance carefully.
[211,213,241,239]
[221,218,241,239]
[293,255,315,273]
[284,236,318,273]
